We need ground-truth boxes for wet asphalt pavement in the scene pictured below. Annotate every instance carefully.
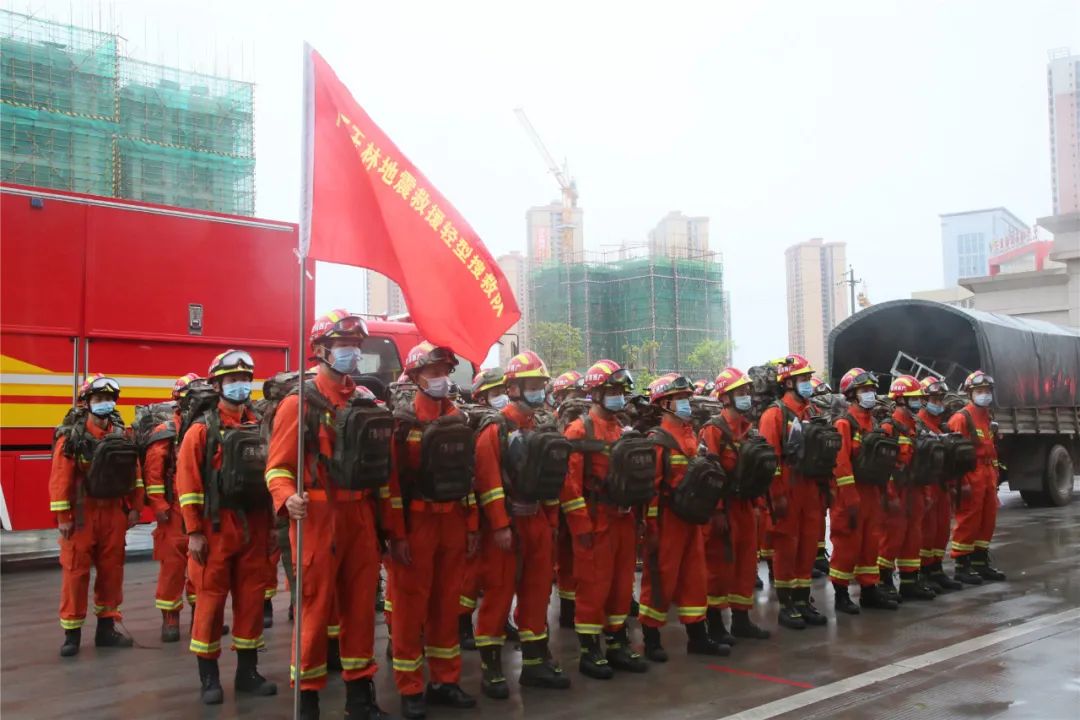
[2,488,1078,720]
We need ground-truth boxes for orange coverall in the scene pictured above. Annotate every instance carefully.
[265,371,386,690]
[639,414,708,627]
[700,408,758,612]
[829,406,884,588]
[917,409,953,568]
[384,393,478,696]
[177,401,270,660]
[144,410,196,613]
[948,403,999,558]
[50,417,144,630]
[879,409,925,577]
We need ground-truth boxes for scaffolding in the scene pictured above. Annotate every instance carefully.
[529,248,729,375]
[0,9,254,215]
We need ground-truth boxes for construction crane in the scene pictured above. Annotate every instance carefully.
[514,107,578,263]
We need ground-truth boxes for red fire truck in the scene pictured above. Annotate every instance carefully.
[0,184,476,531]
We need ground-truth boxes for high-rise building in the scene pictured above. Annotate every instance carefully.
[939,208,1029,287]
[1048,48,1080,216]
[784,238,848,374]
[526,202,584,265]
[365,271,406,316]
[0,9,254,215]
[648,211,710,259]
[495,251,526,366]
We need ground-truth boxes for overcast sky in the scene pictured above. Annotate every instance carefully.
[15,0,1080,368]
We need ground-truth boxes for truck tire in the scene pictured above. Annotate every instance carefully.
[1041,444,1074,507]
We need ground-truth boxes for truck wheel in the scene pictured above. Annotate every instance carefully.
[1042,444,1074,507]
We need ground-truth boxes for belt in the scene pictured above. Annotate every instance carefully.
[306,487,368,502]
[409,499,460,514]
[509,499,540,517]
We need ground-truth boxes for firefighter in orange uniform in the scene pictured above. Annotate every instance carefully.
[757,354,829,630]
[177,350,276,705]
[700,367,772,642]
[561,360,647,679]
[916,377,964,592]
[551,369,585,628]
[638,373,727,662]
[145,372,200,642]
[948,370,1007,583]
[829,369,897,613]
[472,351,570,698]
[458,368,509,652]
[385,342,479,720]
[265,310,391,720]
[51,374,142,657]
[879,375,937,601]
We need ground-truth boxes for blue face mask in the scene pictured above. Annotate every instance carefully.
[734,395,752,412]
[927,402,945,416]
[908,400,923,412]
[603,394,626,412]
[973,392,993,408]
[673,398,692,420]
[330,346,362,374]
[796,380,814,399]
[858,390,877,409]
[222,382,252,403]
[90,400,116,417]
[523,389,546,408]
[423,376,450,399]
[489,393,509,411]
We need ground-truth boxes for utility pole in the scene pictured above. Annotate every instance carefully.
[838,265,861,317]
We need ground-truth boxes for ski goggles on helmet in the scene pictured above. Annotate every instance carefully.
[84,376,120,396]
[210,350,255,378]
[326,314,367,338]
[663,375,693,392]
[966,373,994,389]
[922,379,948,395]
[847,370,877,388]
[605,368,634,388]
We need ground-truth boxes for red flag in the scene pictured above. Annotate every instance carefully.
[301,46,520,364]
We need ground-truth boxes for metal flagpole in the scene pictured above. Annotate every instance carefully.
[293,41,316,720]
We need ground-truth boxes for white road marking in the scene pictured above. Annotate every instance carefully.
[714,607,1080,720]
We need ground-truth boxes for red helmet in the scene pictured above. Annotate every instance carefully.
[714,367,751,397]
[78,373,120,401]
[810,377,833,396]
[649,373,693,404]
[962,370,994,392]
[583,359,633,391]
[552,370,584,396]
[172,373,201,400]
[505,351,550,382]
[471,368,506,396]
[920,376,949,395]
[889,374,925,400]
[309,309,368,360]
[776,354,815,383]
[839,367,877,396]
[404,341,458,377]
[208,349,255,380]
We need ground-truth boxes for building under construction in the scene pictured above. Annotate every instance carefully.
[529,249,730,375]
[1,9,254,215]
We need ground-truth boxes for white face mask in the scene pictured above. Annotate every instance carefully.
[488,393,509,410]
[973,392,993,408]
[423,376,450,399]
[858,390,877,409]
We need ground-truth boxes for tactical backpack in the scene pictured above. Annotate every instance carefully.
[492,415,572,502]
[910,431,947,486]
[394,408,475,502]
[843,414,899,486]
[556,398,591,431]
[578,415,656,507]
[84,430,140,499]
[706,416,778,499]
[203,411,270,514]
[941,430,977,478]
[652,428,726,525]
[300,382,394,492]
[779,405,842,477]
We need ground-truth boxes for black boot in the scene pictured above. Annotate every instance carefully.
[859,583,898,610]
[345,678,390,719]
[954,554,984,585]
[327,637,343,672]
[520,639,571,689]
[161,610,181,643]
[814,546,830,576]
[754,575,764,591]
[504,620,520,644]
[459,613,477,651]
[766,558,775,585]
[60,628,81,657]
[795,587,827,626]
[198,657,224,705]
[400,693,425,720]
[479,645,509,700]
[300,689,321,720]
[972,548,1006,581]
[641,625,668,663]
[833,584,861,615]
[263,598,274,628]
[706,607,737,646]
[731,609,771,639]
[425,682,477,709]
[235,648,277,695]
[559,597,576,629]
[899,571,936,600]
[577,633,614,679]
[629,596,640,618]
[94,617,133,648]
[878,568,902,603]
[605,627,648,672]
[776,588,806,630]
[928,561,964,592]
[687,619,730,656]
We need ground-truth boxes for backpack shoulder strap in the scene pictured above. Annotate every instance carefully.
[957,409,977,442]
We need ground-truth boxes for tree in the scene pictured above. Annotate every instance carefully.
[531,322,585,376]
[623,339,662,392]
[686,339,734,378]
